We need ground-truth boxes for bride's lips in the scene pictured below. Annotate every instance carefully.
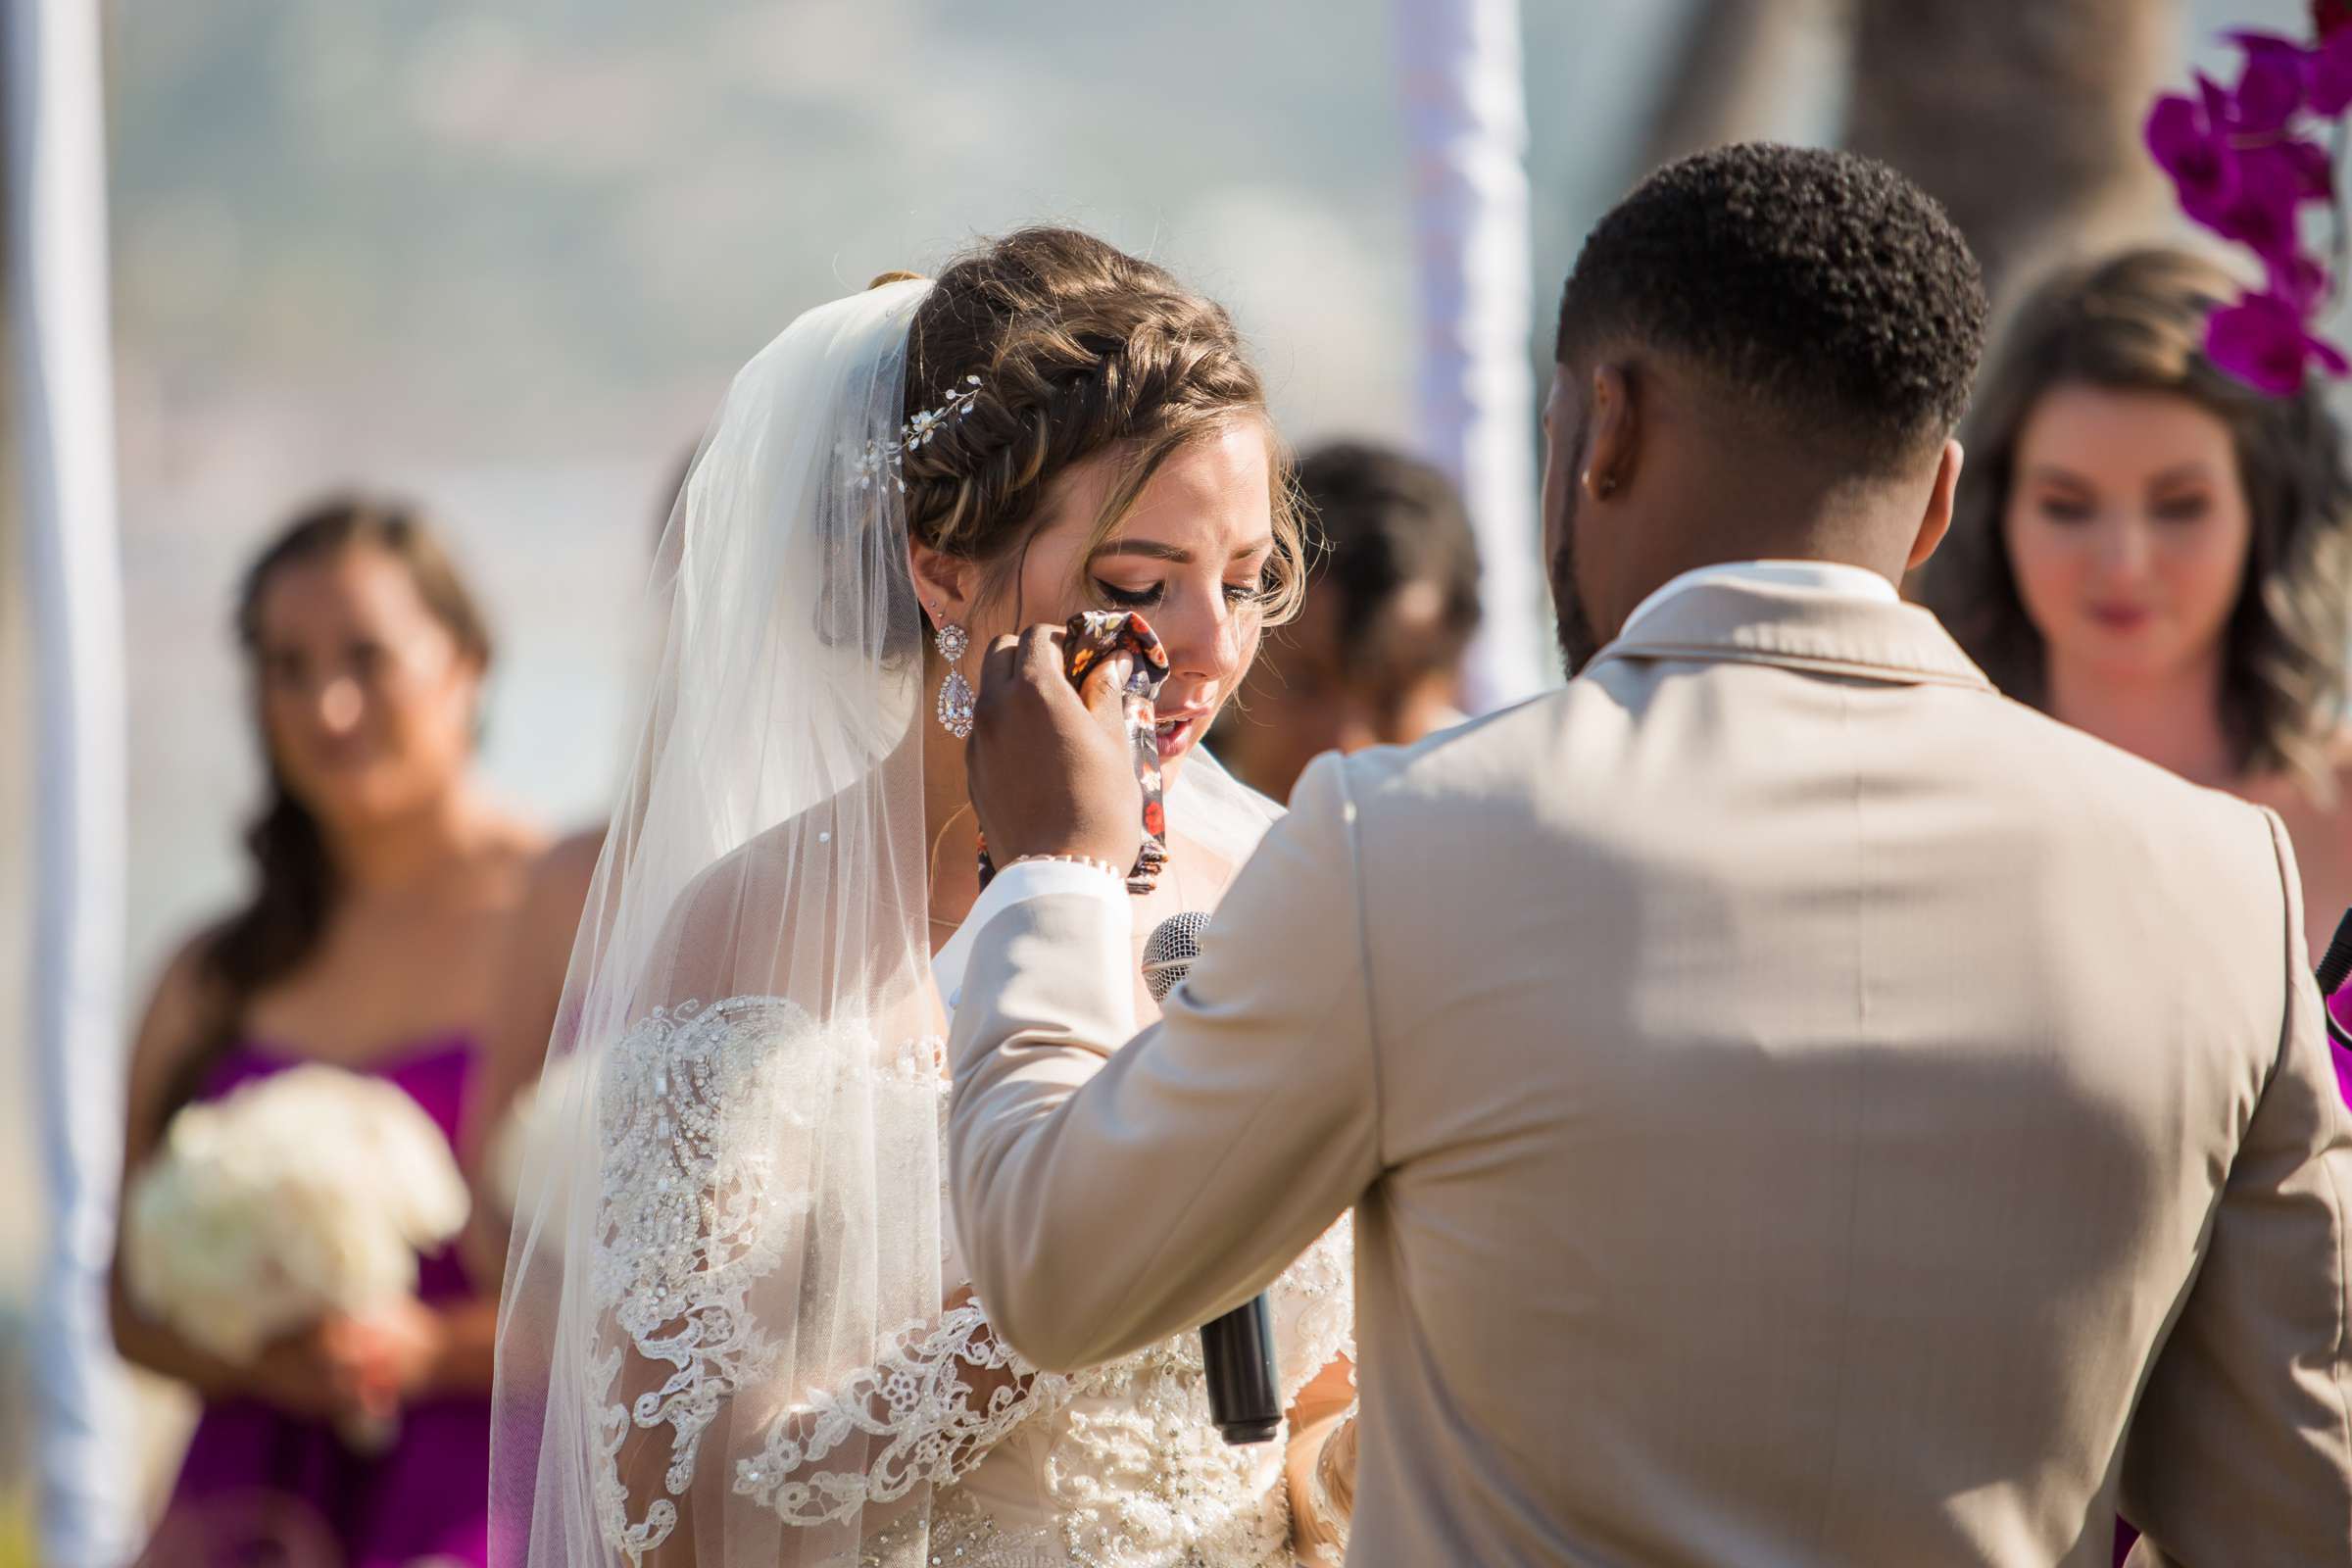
[1152,706,1211,760]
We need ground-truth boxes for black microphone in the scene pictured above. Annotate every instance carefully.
[2320,907,2352,1051]
[1141,911,1284,1446]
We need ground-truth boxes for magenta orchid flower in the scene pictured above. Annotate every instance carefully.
[2206,290,2349,395]
[2146,93,2238,226]
[2223,31,2312,131]
[2146,19,2351,395]
[2213,142,2309,269]
[2311,25,2352,113]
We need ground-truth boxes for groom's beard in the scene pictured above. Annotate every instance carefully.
[1549,461,1603,678]
[1553,539,1601,677]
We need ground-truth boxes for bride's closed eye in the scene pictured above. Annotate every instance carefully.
[1093,578,1163,611]
[1092,576,1269,611]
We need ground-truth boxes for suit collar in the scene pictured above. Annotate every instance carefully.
[1590,575,1993,691]
[1618,560,1899,639]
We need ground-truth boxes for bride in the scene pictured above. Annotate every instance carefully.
[491,229,1358,1567]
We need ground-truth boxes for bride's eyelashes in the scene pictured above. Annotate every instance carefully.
[1090,576,1269,611]
[1093,578,1162,611]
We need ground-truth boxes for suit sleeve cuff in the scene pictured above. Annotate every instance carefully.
[971,858,1129,924]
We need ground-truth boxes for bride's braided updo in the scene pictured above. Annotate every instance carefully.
[893,227,1305,624]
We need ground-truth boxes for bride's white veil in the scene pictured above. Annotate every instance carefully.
[491,278,956,1567]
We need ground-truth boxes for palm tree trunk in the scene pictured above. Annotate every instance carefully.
[1845,0,2180,303]
[1638,0,2180,306]
[1639,0,1838,172]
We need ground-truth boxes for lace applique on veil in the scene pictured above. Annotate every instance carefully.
[589,996,1074,1560]
[590,997,808,1558]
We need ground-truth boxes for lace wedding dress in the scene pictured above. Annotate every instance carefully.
[584,868,1353,1567]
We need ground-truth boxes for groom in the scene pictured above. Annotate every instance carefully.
[950,145,2352,1564]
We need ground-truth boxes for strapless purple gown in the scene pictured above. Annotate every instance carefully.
[144,1036,492,1568]
[2114,995,2352,1564]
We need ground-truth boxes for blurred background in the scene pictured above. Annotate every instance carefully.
[0,0,2324,1561]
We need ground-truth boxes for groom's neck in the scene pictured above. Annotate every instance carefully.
[1639,482,1918,586]
[1615,408,1931,610]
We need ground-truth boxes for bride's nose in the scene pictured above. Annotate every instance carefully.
[1156,588,1248,681]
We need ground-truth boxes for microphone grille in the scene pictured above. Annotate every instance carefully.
[1141,910,1211,1004]
[2320,907,2352,1001]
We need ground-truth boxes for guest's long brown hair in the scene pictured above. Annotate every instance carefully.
[1919,247,2352,786]
[163,496,492,1120]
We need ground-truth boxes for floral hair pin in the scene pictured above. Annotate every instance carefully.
[850,375,985,493]
[904,375,983,447]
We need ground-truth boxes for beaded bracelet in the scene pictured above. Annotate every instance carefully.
[999,852,1129,885]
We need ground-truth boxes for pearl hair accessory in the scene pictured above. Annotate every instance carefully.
[904,375,983,448]
[850,375,985,494]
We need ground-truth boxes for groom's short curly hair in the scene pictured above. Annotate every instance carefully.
[1556,143,1988,470]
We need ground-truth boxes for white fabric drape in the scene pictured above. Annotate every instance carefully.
[1394,0,1548,709]
[6,0,135,1561]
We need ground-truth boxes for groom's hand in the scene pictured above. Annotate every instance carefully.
[968,624,1144,872]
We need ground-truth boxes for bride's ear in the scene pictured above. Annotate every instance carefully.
[906,539,979,635]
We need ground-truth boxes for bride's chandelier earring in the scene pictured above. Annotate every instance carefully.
[934,616,975,738]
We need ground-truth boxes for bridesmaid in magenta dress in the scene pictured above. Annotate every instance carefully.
[114,498,553,1567]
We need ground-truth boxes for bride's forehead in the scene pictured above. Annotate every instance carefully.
[1032,427,1276,557]
[1134,426,1274,520]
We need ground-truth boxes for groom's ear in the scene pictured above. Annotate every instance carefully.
[1905,438,1963,572]
[906,539,981,632]
[1582,362,1639,505]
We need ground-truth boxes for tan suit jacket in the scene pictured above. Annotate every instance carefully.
[946,576,2352,1566]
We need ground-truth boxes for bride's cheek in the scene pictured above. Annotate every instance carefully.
[1230,624,1265,684]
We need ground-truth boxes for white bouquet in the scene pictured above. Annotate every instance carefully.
[122,1062,470,1369]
